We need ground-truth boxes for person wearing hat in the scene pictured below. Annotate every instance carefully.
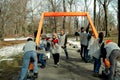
[19,37,38,80]
[101,40,120,80]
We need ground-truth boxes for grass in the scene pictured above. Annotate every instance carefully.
[0,40,26,48]
[104,36,118,43]
[104,29,118,43]
[0,53,23,80]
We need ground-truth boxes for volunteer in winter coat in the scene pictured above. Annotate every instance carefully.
[51,33,61,66]
[89,32,104,76]
[79,25,89,62]
[38,35,47,68]
[101,40,120,80]
[19,38,38,80]
[59,29,69,59]
[87,30,95,61]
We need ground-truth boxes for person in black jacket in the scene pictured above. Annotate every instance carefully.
[79,24,90,62]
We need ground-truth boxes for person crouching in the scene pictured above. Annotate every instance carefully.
[101,40,120,80]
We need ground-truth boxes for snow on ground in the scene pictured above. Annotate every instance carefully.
[0,37,80,58]
[67,38,80,48]
[0,58,14,62]
[0,38,120,78]
[0,43,24,58]
[4,37,28,41]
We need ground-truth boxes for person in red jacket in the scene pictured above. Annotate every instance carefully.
[51,33,61,67]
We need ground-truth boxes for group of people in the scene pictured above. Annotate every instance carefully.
[78,25,120,80]
[18,25,120,80]
[18,29,69,80]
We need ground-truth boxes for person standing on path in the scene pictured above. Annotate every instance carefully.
[51,33,61,66]
[79,25,89,62]
[89,32,104,77]
[59,29,69,59]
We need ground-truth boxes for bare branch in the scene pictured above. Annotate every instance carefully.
[97,0,104,5]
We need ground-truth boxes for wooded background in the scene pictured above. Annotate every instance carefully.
[0,0,119,41]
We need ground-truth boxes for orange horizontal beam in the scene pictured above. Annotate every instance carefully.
[35,12,98,46]
[44,12,87,17]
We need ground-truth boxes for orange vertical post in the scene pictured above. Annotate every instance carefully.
[36,13,44,46]
[86,13,98,38]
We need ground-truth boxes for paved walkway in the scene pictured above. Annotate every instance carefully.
[36,46,101,80]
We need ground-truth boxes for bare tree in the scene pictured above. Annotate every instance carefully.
[96,1,104,31]
[0,0,9,39]
[48,0,60,32]
[98,0,112,36]
[63,0,66,29]
[94,0,96,26]
[84,0,91,26]
[111,0,118,12]
[68,0,74,35]
[118,0,120,46]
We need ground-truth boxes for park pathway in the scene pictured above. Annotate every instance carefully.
[36,46,100,80]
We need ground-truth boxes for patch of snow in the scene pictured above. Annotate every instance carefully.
[1,37,80,58]
[0,58,13,62]
[117,61,120,68]
[4,37,28,41]
[0,43,25,57]
[67,39,80,48]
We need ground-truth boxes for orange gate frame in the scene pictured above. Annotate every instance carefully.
[36,12,98,46]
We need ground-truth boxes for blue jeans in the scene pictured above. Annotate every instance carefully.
[85,49,89,62]
[93,57,101,73]
[39,53,46,66]
[19,51,38,80]
[45,46,50,51]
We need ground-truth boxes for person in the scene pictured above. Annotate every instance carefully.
[89,32,104,77]
[59,29,69,59]
[74,31,79,41]
[34,30,37,41]
[87,30,95,62]
[51,33,61,66]
[38,34,47,68]
[101,40,120,80]
[19,38,38,80]
[79,25,89,62]
[45,36,51,52]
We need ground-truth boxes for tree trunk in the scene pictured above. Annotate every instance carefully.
[103,0,109,37]
[50,0,57,33]
[0,25,4,40]
[98,3,101,31]
[94,0,96,27]
[54,17,57,33]
[63,0,66,29]
[68,0,73,35]
[118,0,120,46]
[69,5,72,35]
